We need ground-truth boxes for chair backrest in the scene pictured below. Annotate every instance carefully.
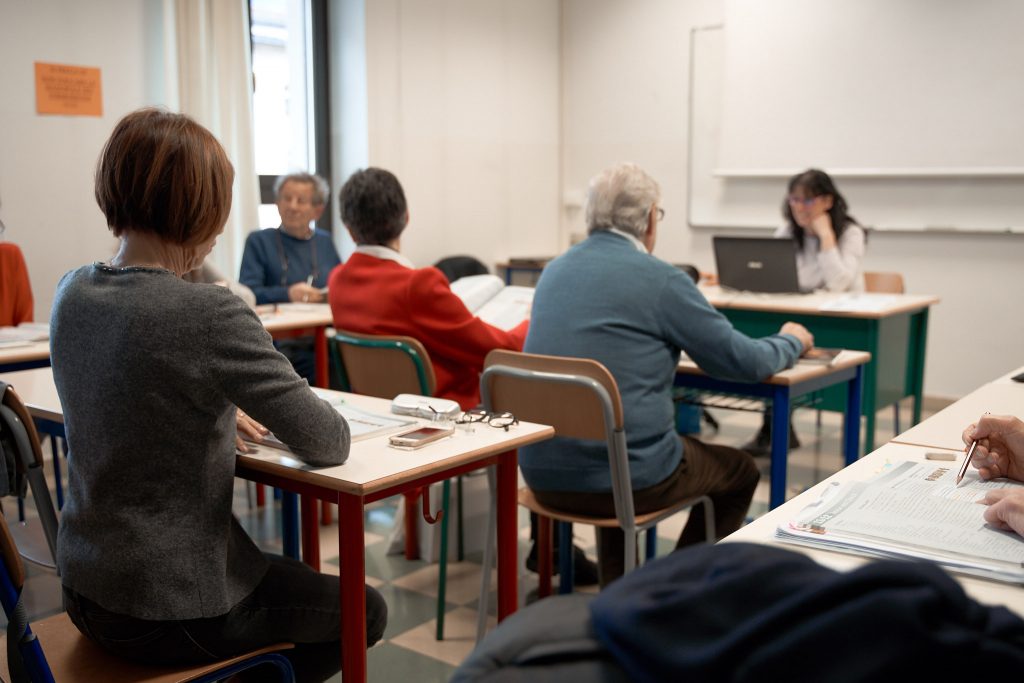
[329,329,436,398]
[863,271,905,294]
[0,505,53,683]
[481,350,624,440]
[0,383,59,567]
[481,350,636,530]
[433,255,489,283]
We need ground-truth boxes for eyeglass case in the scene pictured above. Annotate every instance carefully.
[390,394,462,420]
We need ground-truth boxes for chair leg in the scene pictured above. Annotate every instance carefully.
[457,475,465,562]
[537,515,552,598]
[476,466,497,643]
[49,437,64,510]
[558,521,573,594]
[893,402,901,436]
[645,526,658,562]
[255,484,266,507]
[435,479,452,640]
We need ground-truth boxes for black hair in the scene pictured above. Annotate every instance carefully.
[338,167,408,246]
[782,169,859,250]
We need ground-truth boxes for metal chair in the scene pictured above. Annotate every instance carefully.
[479,350,714,600]
[0,505,295,683]
[864,271,907,434]
[328,329,456,640]
[0,382,59,571]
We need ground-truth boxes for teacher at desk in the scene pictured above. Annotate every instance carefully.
[776,168,866,293]
[51,108,385,682]
[963,414,1024,538]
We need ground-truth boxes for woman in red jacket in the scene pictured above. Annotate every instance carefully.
[327,168,526,410]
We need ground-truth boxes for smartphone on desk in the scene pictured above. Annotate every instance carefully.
[388,425,455,450]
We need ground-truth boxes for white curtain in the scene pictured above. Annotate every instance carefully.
[162,0,259,280]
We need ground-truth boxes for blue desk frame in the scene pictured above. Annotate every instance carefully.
[674,364,864,509]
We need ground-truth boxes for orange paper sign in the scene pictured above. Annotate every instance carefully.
[35,62,103,117]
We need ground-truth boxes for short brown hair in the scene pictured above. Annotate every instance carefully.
[95,108,234,246]
[338,168,407,246]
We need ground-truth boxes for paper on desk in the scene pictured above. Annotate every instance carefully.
[251,390,416,454]
[0,323,49,343]
[776,460,1024,583]
[818,294,899,313]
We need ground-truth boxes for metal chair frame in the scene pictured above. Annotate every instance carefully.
[476,351,714,638]
[328,330,457,641]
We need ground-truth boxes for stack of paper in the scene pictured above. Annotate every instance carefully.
[776,460,1024,583]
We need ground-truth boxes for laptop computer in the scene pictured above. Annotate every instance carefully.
[713,236,803,294]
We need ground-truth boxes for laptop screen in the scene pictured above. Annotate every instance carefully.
[713,236,802,294]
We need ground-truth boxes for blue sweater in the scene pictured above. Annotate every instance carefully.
[521,231,802,492]
[238,227,342,304]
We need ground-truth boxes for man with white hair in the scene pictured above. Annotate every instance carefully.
[521,162,814,586]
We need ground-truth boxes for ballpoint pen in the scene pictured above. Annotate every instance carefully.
[956,412,989,488]
[303,274,314,302]
[954,440,977,488]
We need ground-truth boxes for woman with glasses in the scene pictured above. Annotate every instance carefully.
[778,168,866,292]
[746,169,866,456]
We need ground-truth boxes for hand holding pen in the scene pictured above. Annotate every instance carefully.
[960,414,1024,485]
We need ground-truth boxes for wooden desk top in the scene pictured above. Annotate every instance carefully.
[723,441,1024,616]
[677,350,870,387]
[0,367,553,497]
[699,285,940,319]
[256,303,333,332]
[0,341,50,367]
[891,382,1024,451]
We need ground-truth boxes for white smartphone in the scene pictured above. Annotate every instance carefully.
[388,425,455,450]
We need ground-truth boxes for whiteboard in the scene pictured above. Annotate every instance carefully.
[718,0,1024,175]
[687,18,1024,233]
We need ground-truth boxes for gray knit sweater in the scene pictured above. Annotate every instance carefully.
[51,264,349,620]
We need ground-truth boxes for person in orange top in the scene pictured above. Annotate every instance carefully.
[328,168,527,409]
[0,215,34,326]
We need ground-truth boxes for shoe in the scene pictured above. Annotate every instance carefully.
[525,543,600,586]
[742,418,801,455]
[742,419,771,456]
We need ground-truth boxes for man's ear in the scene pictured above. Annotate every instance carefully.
[644,208,658,252]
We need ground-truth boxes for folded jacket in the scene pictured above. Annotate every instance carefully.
[590,542,1024,683]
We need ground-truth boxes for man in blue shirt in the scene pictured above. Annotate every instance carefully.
[239,172,342,381]
[522,163,814,585]
[239,172,342,305]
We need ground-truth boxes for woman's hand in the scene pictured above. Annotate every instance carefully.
[809,212,836,250]
[236,409,269,454]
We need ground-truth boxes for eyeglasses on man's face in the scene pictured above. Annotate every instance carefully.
[655,207,665,221]
[455,409,520,431]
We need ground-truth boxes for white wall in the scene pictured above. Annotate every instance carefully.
[0,0,166,321]
[560,0,1024,399]
[362,0,562,268]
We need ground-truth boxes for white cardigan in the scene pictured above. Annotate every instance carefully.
[774,223,866,292]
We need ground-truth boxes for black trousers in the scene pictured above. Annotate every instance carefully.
[63,553,388,683]
[533,436,759,586]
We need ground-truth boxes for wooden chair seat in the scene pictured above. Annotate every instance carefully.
[518,488,684,529]
[0,613,293,682]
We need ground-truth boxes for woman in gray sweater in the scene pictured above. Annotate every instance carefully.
[51,108,386,682]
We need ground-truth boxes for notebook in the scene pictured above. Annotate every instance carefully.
[713,236,803,294]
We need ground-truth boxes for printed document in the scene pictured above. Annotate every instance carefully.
[777,460,1024,583]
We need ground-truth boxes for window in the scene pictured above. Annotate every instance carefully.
[250,0,330,230]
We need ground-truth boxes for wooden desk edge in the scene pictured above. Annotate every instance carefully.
[677,350,871,387]
[236,426,554,497]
